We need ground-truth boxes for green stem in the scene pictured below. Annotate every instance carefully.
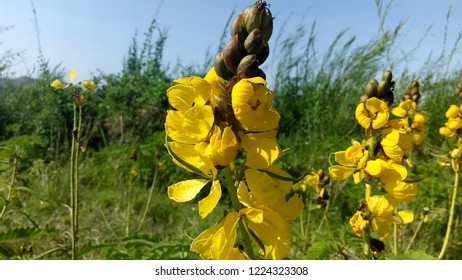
[69,101,77,260]
[223,166,255,259]
[393,223,398,255]
[0,156,18,220]
[138,167,158,232]
[437,170,459,260]
[363,183,372,259]
[405,219,423,253]
[125,171,134,236]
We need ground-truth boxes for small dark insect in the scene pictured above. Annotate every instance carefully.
[256,0,269,11]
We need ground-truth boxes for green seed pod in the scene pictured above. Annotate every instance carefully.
[377,80,391,97]
[214,52,234,80]
[244,28,264,54]
[382,70,393,83]
[237,54,260,78]
[365,79,379,98]
[222,35,244,74]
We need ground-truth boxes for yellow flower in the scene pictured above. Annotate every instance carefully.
[329,140,369,184]
[350,210,369,237]
[50,69,76,90]
[384,181,418,204]
[239,131,281,169]
[190,212,241,259]
[80,80,96,92]
[380,128,413,162]
[168,179,221,218]
[367,196,414,240]
[231,77,280,132]
[445,104,461,119]
[391,99,416,118]
[200,126,240,168]
[355,97,390,130]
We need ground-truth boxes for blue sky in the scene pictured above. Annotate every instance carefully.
[0,0,461,83]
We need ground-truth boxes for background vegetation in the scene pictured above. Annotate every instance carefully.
[0,2,461,259]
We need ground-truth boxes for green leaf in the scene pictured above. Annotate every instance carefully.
[0,227,57,241]
[306,241,336,260]
[390,250,436,260]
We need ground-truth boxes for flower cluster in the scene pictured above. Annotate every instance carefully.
[439,104,462,171]
[293,169,330,208]
[329,71,425,253]
[165,1,303,260]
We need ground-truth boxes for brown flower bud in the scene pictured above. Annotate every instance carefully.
[256,41,269,65]
[237,54,260,78]
[365,79,379,98]
[222,35,244,74]
[214,52,234,80]
[381,91,394,107]
[230,13,248,43]
[244,28,264,54]
[377,80,392,97]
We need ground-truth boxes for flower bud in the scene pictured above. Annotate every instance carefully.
[455,75,462,99]
[237,54,260,78]
[241,2,273,41]
[214,52,234,80]
[377,80,392,97]
[381,91,394,107]
[365,79,379,98]
[230,13,248,43]
[222,35,244,75]
[256,42,270,65]
[382,70,393,83]
[244,28,264,54]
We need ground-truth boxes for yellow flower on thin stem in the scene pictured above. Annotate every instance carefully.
[355,97,390,130]
[50,69,76,90]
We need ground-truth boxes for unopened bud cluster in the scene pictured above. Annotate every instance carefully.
[361,70,395,106]
[403,80,421,103]
[214,1,273,80]
[456,75,462,100]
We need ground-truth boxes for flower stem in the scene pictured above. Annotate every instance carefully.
[405,219,423,253]
[223,166,255,259]
[363,183,372,259]
[69,101,78,260]
[437,170,459,260]
[0,155,18,220]
[138,167,158,232]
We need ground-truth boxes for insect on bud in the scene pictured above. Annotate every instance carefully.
[241,1,273,41]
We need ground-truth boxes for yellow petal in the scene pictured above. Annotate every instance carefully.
[81,80,96,92]
[190,219,224,259]
[69,69,76,82]
[372,217,392,240]
[245,169,281,204]
[50,79,69,90]
[395,210,414,224]
[445,104,460,119]
[329,165,355,181]
[247,207,291,260]
[211,212,240,259]
[198,180,222,218]
[240,133,280,169]
[439,126,455,137]
[240,207,264,223]
[167,179,209,202]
